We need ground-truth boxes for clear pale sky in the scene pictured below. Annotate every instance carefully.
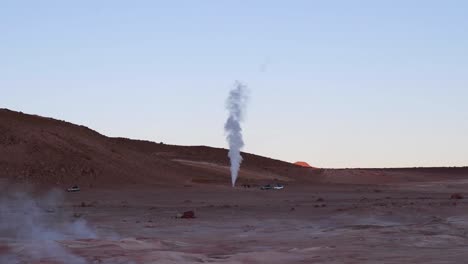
[1,1,467,168]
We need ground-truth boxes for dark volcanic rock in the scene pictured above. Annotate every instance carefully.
[450,193,464,200]
[181,211,196,219]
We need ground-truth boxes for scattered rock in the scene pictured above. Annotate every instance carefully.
[374,203,387,207]
[316,198,324,202]
[176,211,196,219]
[451,193,464,200]
[180,211,195,219]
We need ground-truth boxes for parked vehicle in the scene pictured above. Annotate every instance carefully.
[67,185,80,192]
[273,184,284,190]
[260,184,284,190]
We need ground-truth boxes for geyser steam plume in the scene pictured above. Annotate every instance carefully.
[225,81,248,187]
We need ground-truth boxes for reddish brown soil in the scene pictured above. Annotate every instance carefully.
[2,108,466,189]
[2,109,468,263]
[3,183,468,263]
[0,109,320,188]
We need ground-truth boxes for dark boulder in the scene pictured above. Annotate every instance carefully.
[450,193,464,200]
[181,211,195,219]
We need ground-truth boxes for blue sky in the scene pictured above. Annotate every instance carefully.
[1,0,467,168]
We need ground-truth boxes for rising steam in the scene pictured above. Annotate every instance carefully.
[224,81,248,187]
[0,184,97,264]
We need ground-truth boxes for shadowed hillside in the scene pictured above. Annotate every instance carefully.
[0,109,319,187]
[1,109,466,188]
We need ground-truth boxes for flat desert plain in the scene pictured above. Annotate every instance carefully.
[2,175,468,264]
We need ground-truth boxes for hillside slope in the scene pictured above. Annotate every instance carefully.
[0,109,318,187]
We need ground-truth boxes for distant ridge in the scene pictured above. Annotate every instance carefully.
[0,109,317,187]
[294,161,315,168]
[1,108,466,187]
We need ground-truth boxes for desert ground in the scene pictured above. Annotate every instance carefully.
[2,109,468,263]
[3,176,468,263]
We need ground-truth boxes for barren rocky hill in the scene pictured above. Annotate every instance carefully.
[0,109,318,188]
[1,109,466,189]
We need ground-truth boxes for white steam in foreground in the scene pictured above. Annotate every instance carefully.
[0,185,97,264]
[224,81,249,187]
